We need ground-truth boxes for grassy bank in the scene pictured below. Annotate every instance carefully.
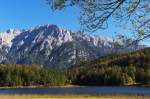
[0,94,149,99]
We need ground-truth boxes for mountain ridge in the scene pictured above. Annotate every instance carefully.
[0,24,145,69]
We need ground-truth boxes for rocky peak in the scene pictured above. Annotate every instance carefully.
[0,29,21,47]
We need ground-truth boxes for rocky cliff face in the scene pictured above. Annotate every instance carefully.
[0,29,21,62]
[0,24,145,69]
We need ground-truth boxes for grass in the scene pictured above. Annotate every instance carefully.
[0,94,149,99]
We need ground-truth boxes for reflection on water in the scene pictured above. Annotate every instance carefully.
[0,86,150,95]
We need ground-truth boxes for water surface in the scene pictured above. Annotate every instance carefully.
[0,86,149,95]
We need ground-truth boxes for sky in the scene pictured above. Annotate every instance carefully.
[0,0,125,36]
[0,0,149,45]
[0,0,80,32]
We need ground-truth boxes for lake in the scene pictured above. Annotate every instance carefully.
[0,86,150,95]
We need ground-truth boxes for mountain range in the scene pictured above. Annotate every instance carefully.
[0,24,145,69]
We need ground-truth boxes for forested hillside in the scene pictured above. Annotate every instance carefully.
[67,47,150,86]
[0,48,150,87]
[0,64,67,87]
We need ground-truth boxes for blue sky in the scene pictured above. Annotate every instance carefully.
[0,0,126,36]
[0,0,80,31]
[0,0,149,46]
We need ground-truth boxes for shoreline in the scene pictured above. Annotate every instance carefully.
[0,85,83,89]
[0,84,149,89]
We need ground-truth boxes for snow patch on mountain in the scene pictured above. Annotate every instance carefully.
[0,29,21,47]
